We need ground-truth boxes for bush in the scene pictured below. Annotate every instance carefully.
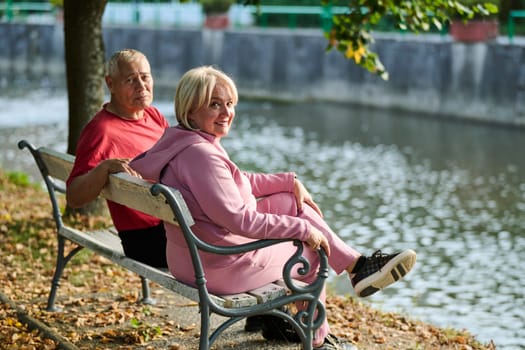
[200,0,234,15]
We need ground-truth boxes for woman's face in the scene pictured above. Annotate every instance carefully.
[188,83,235,139]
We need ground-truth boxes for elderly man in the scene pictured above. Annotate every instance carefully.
[66,49,169,267]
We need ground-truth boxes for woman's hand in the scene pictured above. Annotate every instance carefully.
[294,178,323,217]
[306,227,330,256]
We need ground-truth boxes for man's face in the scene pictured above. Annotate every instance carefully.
[107,55,153,113]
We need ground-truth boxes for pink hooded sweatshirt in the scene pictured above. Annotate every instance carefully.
[130,125,313,290]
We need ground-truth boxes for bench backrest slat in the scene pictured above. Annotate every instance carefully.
[101,173,180,225]
[39,147,74,182]
[39,147,193,226]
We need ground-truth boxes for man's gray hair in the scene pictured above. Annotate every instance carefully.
[105,49,146,77]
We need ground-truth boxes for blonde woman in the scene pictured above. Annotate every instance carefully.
[131,66,416,349]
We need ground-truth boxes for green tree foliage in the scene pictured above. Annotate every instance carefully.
[325,0,498,80]
[244,0,499,80]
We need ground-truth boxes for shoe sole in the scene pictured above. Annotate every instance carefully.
[354,249,416,298]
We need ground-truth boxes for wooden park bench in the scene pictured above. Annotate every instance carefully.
[18,140,329,350]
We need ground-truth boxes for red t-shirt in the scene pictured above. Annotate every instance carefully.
[67,105,169,231]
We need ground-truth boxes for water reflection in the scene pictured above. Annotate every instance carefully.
[226,101,525,350]
[1,95,524,349]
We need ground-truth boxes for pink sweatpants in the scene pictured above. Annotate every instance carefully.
[184,192,360,345]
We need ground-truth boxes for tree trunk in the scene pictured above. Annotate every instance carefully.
[63,0,107,156]
[63,0,108,216]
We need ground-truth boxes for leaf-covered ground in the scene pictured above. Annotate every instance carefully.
[0,169,498,350]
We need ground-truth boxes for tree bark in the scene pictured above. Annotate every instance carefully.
[63,0,107,156]
[63,0,108,215]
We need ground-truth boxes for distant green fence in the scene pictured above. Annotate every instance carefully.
[3,1,520,40]
[0,1,54,22]
[245,5,349,31]
[508,9,525,42]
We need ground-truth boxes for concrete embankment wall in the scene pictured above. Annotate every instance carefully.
[1,22,524,126]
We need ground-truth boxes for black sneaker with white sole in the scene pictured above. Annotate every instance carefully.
[351,249,416,298]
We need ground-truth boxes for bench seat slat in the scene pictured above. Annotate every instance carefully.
[247,283,287,304]
[59,226,124,259]
[221,293,259,308]
[58,225,228,305]
[57,226,263,308]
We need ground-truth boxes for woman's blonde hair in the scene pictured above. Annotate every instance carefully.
[175,66,238,130]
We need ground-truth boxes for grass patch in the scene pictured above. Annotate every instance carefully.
[6,170,37,188]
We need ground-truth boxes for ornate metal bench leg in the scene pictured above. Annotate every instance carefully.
[47,236,83,312]
[46,236,66,312]
[199,307,211,350]
[46,270,63,312]
[140,276,156,305]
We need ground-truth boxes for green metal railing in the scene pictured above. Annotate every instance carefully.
[2,1,517,40]
[0,1,54,22]
[246,5,349,31]
[508,9,525,42]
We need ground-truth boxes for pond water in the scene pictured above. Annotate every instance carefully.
[1,91,524,349]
